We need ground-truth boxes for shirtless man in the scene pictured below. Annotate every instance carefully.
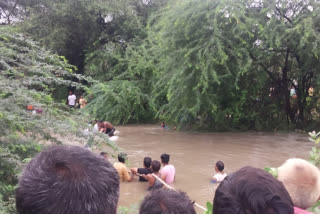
[98,121,115,137]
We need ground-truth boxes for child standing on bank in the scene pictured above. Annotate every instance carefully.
[212,161,227,183]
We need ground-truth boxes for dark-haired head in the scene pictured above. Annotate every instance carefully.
[160,153,170,164]
[118,153,127,163]
[139,189,196,214]
[143,157,152,168]
[216,161,224,172]
[213,166,293,214]
[16,145,120,214]
[151,160,161,173]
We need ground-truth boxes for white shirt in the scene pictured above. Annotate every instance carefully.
[213,173,227,182]
[93,124,99,132]
[68,94,76,106]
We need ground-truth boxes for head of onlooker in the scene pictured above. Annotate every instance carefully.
[151,160,161,173]
[118,152,127,163]
[277,158,320,210]
[215,161,224,172]
[213,166,293,214]
[69,91,72,95]
[143,157,152,168]
[100,152,108,160]
[139,189,196,214]
[160,153,170,165]
[16,145,120,214]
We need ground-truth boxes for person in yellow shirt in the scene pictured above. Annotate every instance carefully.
[113,153,132,182]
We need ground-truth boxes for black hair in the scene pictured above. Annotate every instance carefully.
[100,152,107,156]
[144,157,152,168]
[140,189,196,214]
[118,153,127,163]
[16,145,120,214]
[213,166,293,214]
[216,161,224,172]
[160,153,170,164]
[151,160,161,173]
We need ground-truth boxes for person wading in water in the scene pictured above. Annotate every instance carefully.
[98,121,116,137]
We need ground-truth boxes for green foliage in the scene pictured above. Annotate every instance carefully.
[117,204,139,214]
[0,26,117,212]
[7,0,320,130]
[264,167,278,178]
[84,81,154,124]
[204,202,213,214]
[308,131,320,166]
[84,0,320,130]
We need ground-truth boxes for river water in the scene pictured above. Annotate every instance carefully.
[109,125,312,213]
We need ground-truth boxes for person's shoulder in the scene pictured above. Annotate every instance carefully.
[138,168,151,174]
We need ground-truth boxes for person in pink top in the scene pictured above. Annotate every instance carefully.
[293,207,312,214]
[160,153,175,185]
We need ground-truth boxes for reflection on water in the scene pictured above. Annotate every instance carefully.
[106,125,311,213]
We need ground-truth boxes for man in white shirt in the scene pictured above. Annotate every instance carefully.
[212,161,227,183]
[67,91,76,107]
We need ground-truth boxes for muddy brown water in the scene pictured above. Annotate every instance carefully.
[107,125,312,213]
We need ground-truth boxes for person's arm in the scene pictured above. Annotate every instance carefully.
[102,123,107,132]
[144,174,155,187]
[131,168,138,174]
[130,168,138,180]
[212,174,218,182]
[161,170,167,182]
[122,167,132,182]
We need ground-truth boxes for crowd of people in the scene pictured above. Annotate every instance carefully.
[111,152,176,191]
[15,145,320,214]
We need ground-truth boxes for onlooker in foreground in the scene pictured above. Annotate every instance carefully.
[212,161,227,183]
[139,188,196,214]
[67,91,76,107]
[213,166,293,214]
[16,145,120,214]
[142,160,163,190]
[131,157,152,182]
[160,153,175,185]
[113,152,132,182]
[278,158,320,214]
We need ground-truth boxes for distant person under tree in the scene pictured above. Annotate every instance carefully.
[67,91,76,107]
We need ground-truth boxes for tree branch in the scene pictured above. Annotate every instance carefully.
[275,5,292,24]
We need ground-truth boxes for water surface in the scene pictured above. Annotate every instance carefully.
[109,125,311,213]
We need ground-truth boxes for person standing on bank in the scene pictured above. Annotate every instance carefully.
[67,91,76,108]
[160,153,175,185]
